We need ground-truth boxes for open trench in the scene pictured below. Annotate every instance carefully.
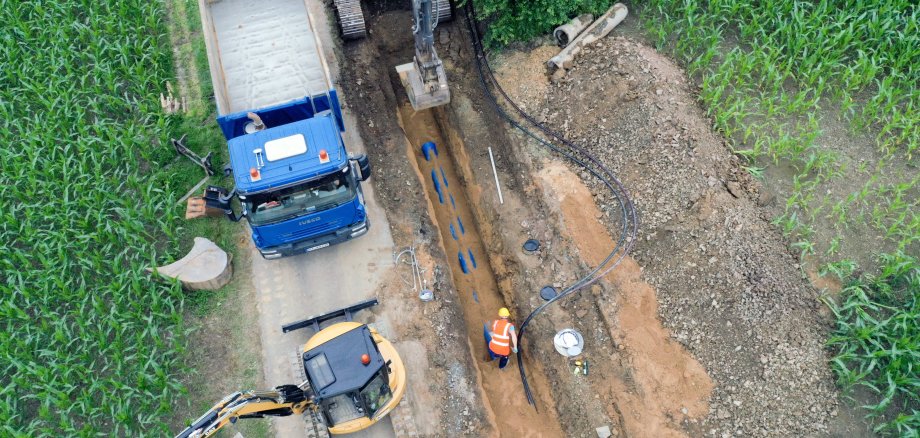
[396,104,564,437]
[333,4,727,435]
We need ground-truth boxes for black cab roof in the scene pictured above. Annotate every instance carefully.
[303,325,384,399]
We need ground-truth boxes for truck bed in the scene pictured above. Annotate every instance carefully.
[199,0,333,115]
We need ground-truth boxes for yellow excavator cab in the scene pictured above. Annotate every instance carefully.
[298,321,406,434]
[175,299,405,438]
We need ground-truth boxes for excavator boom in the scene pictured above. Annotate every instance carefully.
[396,0,450,110]
[175,385,311,438]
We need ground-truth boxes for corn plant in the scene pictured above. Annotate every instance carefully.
[827,252,920,435]
[639,2,920,432]
[0,0,192,435]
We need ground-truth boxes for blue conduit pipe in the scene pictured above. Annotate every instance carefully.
[458,251,469,274]
[431,170,443,204]
[421,141,438,161]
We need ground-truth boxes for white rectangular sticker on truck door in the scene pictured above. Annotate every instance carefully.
[264,134,307,161]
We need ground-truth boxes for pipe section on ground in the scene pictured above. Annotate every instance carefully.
[553,14,593,47]
[547,3,628,71]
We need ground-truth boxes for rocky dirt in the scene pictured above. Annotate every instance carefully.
[328,1,878,436]
[493,31,874,437]
[537,163,714,437]
[336,6,649,435]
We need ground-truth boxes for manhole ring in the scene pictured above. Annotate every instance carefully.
[540,285,557,301]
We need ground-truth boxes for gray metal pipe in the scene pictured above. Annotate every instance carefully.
[547,3,628,71]
[553,14,593,47]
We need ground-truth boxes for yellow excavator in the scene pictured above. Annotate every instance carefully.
[175,300,406,438]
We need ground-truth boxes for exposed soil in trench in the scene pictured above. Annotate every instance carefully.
[397,103,565,437]
[334,6,609,436]
[537,163,713,436]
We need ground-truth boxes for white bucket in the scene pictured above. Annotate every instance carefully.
[553,328,584,357]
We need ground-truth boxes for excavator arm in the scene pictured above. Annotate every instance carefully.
[175,384,312,438]
[396,0,450,110]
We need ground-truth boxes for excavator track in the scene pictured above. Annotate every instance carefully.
[304,409,331,438]
[291,350,308,384]
[433,0,452,24]
[293,349,330,438]
[334,0,450,41]
[388,393,420,438]
[333,0,367,40]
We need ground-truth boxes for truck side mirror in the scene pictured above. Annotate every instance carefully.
[351,154,371,181]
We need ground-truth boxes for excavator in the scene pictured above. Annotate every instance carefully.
[333,0,451,110]
[175,300,406,438]
[395,0,451,110]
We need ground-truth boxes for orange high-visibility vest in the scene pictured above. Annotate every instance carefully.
[489,319,513,356]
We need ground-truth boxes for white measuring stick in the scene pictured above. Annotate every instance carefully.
[487,147,504,204]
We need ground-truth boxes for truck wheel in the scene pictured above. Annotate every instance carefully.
[333,0,367,40]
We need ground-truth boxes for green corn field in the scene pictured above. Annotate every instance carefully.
[0,0,191,435]
[640,0,919,434]
[828,252,920,435]
[639,1,919,257]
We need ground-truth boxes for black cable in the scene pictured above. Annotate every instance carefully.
[461,3,640,405]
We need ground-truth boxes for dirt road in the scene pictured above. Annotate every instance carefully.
[250,0,396,436]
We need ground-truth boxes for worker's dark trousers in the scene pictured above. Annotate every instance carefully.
[483,324,510,369]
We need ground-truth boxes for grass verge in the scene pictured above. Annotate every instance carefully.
[163,0,270,436]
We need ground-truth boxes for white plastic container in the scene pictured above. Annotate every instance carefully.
[553,328,584,357]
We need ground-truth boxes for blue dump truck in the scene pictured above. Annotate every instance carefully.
[199,0,371,259]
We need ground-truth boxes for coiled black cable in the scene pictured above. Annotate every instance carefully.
[461,3,640,405]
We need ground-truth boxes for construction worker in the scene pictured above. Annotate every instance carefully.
[484,307,518,369]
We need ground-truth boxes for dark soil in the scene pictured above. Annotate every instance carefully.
[330,3,877,437]
[333,9,492,437]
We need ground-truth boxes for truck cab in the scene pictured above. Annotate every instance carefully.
[217,99,370,259]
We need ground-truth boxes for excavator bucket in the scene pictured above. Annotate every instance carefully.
[396,60,451,111]
[396,0,450,111]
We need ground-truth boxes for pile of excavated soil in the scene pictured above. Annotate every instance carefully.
[493,34,873,437]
